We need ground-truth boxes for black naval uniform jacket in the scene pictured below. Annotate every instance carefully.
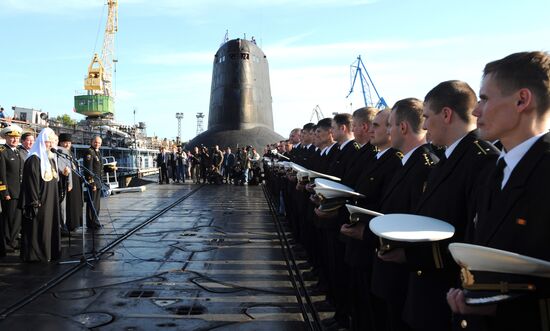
[327,140,361,178]
[402,131,499,331]
[341,142,378,187]
[371,144,439,306]
[317,143,340,174]
[344,148,402,268]
[288,143,302,163]
[84,147,103,189]
[302,144,318,170]
[463,133,550,331]
[0,144,24,199]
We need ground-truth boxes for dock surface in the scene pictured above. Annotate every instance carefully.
[0,182,325,330]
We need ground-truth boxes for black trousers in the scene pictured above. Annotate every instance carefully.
[86,188,101,228]
[159,165,169,183]
[1,198,22,248]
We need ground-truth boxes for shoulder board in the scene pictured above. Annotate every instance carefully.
[422,153,436,166]
[473,140,492,155]
[0,146,5,152]
[353,142,361,150]
[396,151,404,159]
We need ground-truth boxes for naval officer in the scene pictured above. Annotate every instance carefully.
[447,51,550,330]
[84,136,103,230]
[370,98,439,331]
[0,125,24,253]
[382,81,498,331]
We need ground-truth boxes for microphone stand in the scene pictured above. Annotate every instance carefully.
[57,150,104,268]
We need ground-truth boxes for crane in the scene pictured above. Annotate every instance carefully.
[74,0,119,119]
[346,55,388,109]
[309,105,324,122]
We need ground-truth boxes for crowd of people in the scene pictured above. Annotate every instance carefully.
[156,144,262,185]
[265,51,550,331]
[0,127,104,263]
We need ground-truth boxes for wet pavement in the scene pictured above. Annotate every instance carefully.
[0,181,324,330]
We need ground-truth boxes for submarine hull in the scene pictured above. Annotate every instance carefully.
[188,38,283,150]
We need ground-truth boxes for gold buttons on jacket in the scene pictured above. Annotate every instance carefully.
[416,270,422,276]
[460,319,468,328]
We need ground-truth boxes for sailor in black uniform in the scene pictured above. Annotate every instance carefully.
[384,81,498,331]
[0,125,24,254]
[84,136,103,230]
[369,98,439,331]
[447,51,550,331]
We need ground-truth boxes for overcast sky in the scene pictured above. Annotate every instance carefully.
[1,0,549,141]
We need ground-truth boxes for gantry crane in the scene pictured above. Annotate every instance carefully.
[346,55,388,109]
[74,0,118,118]
[309,105,325,122]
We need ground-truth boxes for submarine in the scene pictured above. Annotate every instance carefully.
[188,37,284,150]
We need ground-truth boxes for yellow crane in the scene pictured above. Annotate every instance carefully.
[74,0,118,118]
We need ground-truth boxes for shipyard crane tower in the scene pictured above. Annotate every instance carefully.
[310,105,324,122]
[346,55,388,109]
[74,0,118,119]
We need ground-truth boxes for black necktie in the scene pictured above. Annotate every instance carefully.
[494,158,507,190]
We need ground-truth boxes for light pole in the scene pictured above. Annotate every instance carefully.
[176,112,184,144]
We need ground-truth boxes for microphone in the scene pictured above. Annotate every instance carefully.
[51,148,73,160]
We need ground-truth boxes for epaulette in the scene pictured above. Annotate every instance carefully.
[396,151,404,159]
[353,142,361,150]
[0,146,5,152]
[473,140,491,155]
[422,153,436,166]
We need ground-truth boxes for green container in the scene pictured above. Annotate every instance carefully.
[74,94,114,117]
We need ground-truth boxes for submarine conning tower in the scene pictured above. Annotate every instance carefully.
[208,38,274,131]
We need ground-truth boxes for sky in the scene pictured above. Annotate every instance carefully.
[1,0,549,142]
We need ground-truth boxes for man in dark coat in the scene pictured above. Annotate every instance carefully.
[370,98,439,331]
[84,136,103,230]
[58,133,83,231]
[18,132,34,160]
[222,147,235,183]
[447,51,550,330]
[337,108,402,331]
[19,128,61,262]
[384,81,498,331]
[156,146,169,184]
[0,124,24,254]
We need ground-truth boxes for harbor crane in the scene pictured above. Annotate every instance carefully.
[346,55,388,109]
[309,105,324,122]
[74,0,119,119]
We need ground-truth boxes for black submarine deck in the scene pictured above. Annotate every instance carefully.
[0,182,329,330]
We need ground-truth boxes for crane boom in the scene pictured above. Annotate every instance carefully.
[101,0,118,97]
[346,55,388,109]
[76,0,118,118]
